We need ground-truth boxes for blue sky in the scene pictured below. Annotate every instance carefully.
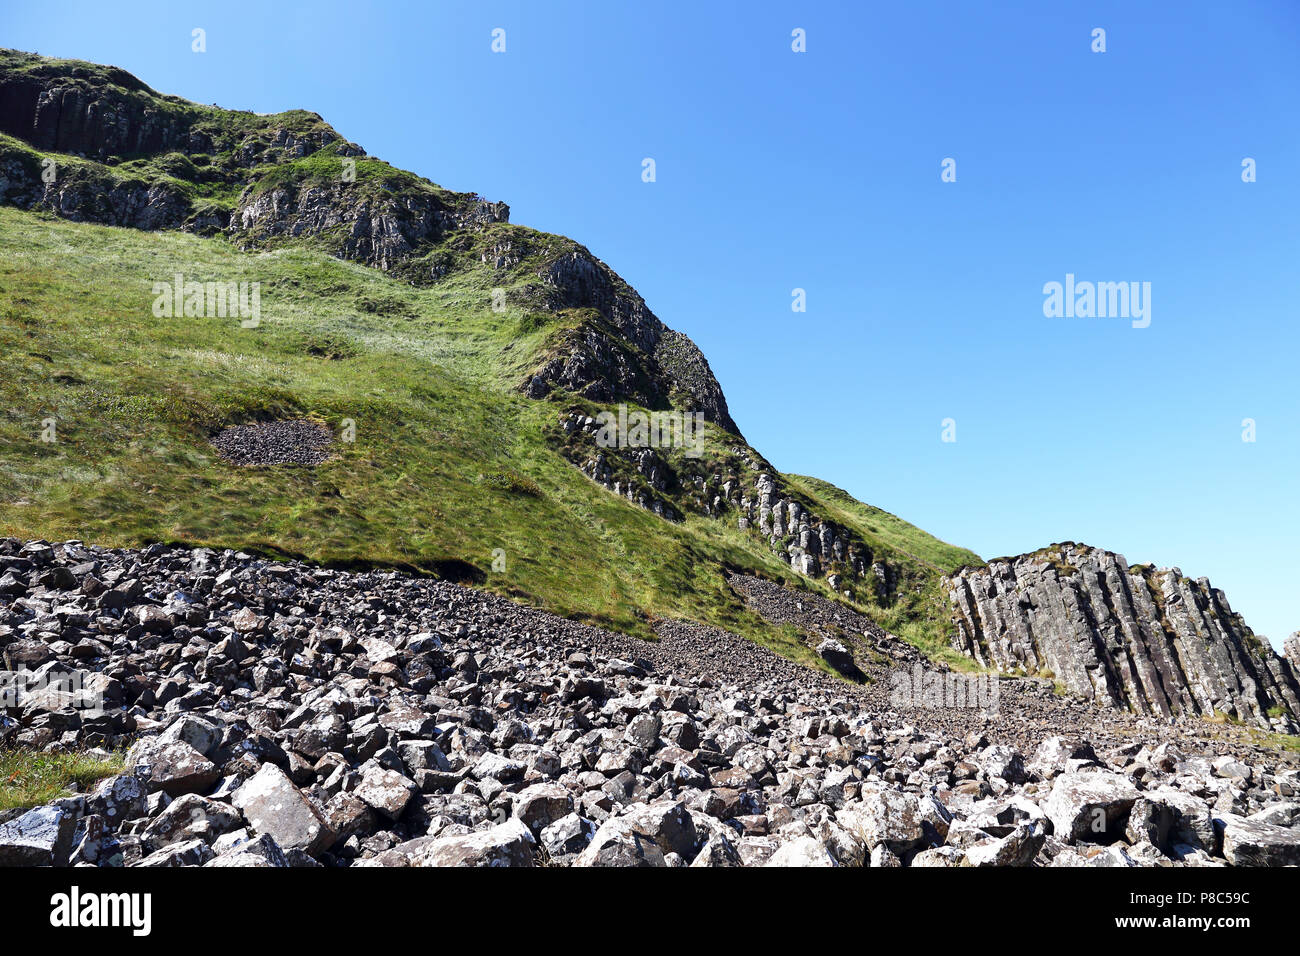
[4,1,1298,647]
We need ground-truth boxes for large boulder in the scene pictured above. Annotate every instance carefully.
[362,819,536,867]
[127,738,219,797]
[1217,814,1300,867]
[1043,771,1140,843]
[353,762,417,820]
[576,819,667,867]
[0,805,77,866]
[513,783,574,834]
[961,821,1046,866]
[765,836,838,867]
[231,763,334,856]
[836,788,926,853]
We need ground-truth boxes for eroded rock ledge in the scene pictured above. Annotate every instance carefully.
[942,543,1300,732]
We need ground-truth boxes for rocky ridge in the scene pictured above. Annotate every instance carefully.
[3,539,1300,868]
[942,543,1300,733]
[0,49,737,434]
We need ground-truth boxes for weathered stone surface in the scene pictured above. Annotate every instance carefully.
[0,806,76,866]
[576,819,667,867]
[126,738,219,797]
[86,774,147,826]
[353,763,416,820]
[1218,814,1300,867]
[943,544,1300,731]
[962,822,1046,867]
[141,794,243,850]
[513,783,574,834]
[540,813,595,860]
[362,819,536,867]
[1043,771,1141,843]
[205,833,289,867]
[765,836,837,867]
[836,789,925,853]
[231,764,334,856]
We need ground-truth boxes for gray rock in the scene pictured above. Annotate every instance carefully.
[231,763,334,856]
[126,738,219,797]
[364,819,536,867]
[1043,771,1140,843]
[204,833,289,867]
[0,805,77,866]
[765,836,837,867]
[1217,814,1300,866]
[513,783,574,834]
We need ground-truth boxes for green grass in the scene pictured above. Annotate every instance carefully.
[0,748,125,810]
[0,203,977,665]
[784,474,981,574]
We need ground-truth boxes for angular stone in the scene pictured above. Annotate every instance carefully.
[1043,771,1140,843]
[836,788,925,853]
[141,794,243,850]
[540,813,596,859]
[353,762,417,820]
[86,774,147,827]
[231,763,334,856]
[1218,814,1300,866]
[204,833,289,867]
[0,805,77,866]
[961,821,1046,866]
[363,819,536,867]
[513,783,574,834]
[127,738,219,797]
[765,836,837,867]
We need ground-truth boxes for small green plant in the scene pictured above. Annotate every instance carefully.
[480,471,543,498]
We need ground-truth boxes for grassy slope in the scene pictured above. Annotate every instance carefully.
[0,206,911,666]
[0,121,981,669]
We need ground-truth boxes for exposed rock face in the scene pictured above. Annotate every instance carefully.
[1286,632,1300,668]
[523,250,739,434]
[942,543,1300,732]
[230,181,508,272]
[556,411,896,594]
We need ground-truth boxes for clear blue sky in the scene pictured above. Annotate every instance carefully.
[4,1,1298,647]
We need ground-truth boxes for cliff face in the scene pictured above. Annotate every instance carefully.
[0,49,737,434]
[554,412,914,601]
[943,544,1300,731]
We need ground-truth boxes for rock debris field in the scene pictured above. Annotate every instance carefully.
[1,539,1299,868]
[210,420,334,466]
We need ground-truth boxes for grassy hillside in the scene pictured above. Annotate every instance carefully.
[0,205,979,666]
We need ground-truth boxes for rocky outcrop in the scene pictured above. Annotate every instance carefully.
[556,412,898,597]
[523,248,739,433]
[0,62,194,159]
[230,180,508,272]
[942,543,1300,732]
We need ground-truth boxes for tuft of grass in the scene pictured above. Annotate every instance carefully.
[0,748,125,811]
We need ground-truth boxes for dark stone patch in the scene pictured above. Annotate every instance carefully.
[211,419,334,466]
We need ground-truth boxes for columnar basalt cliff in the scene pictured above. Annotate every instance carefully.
[942,544,1300,732]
